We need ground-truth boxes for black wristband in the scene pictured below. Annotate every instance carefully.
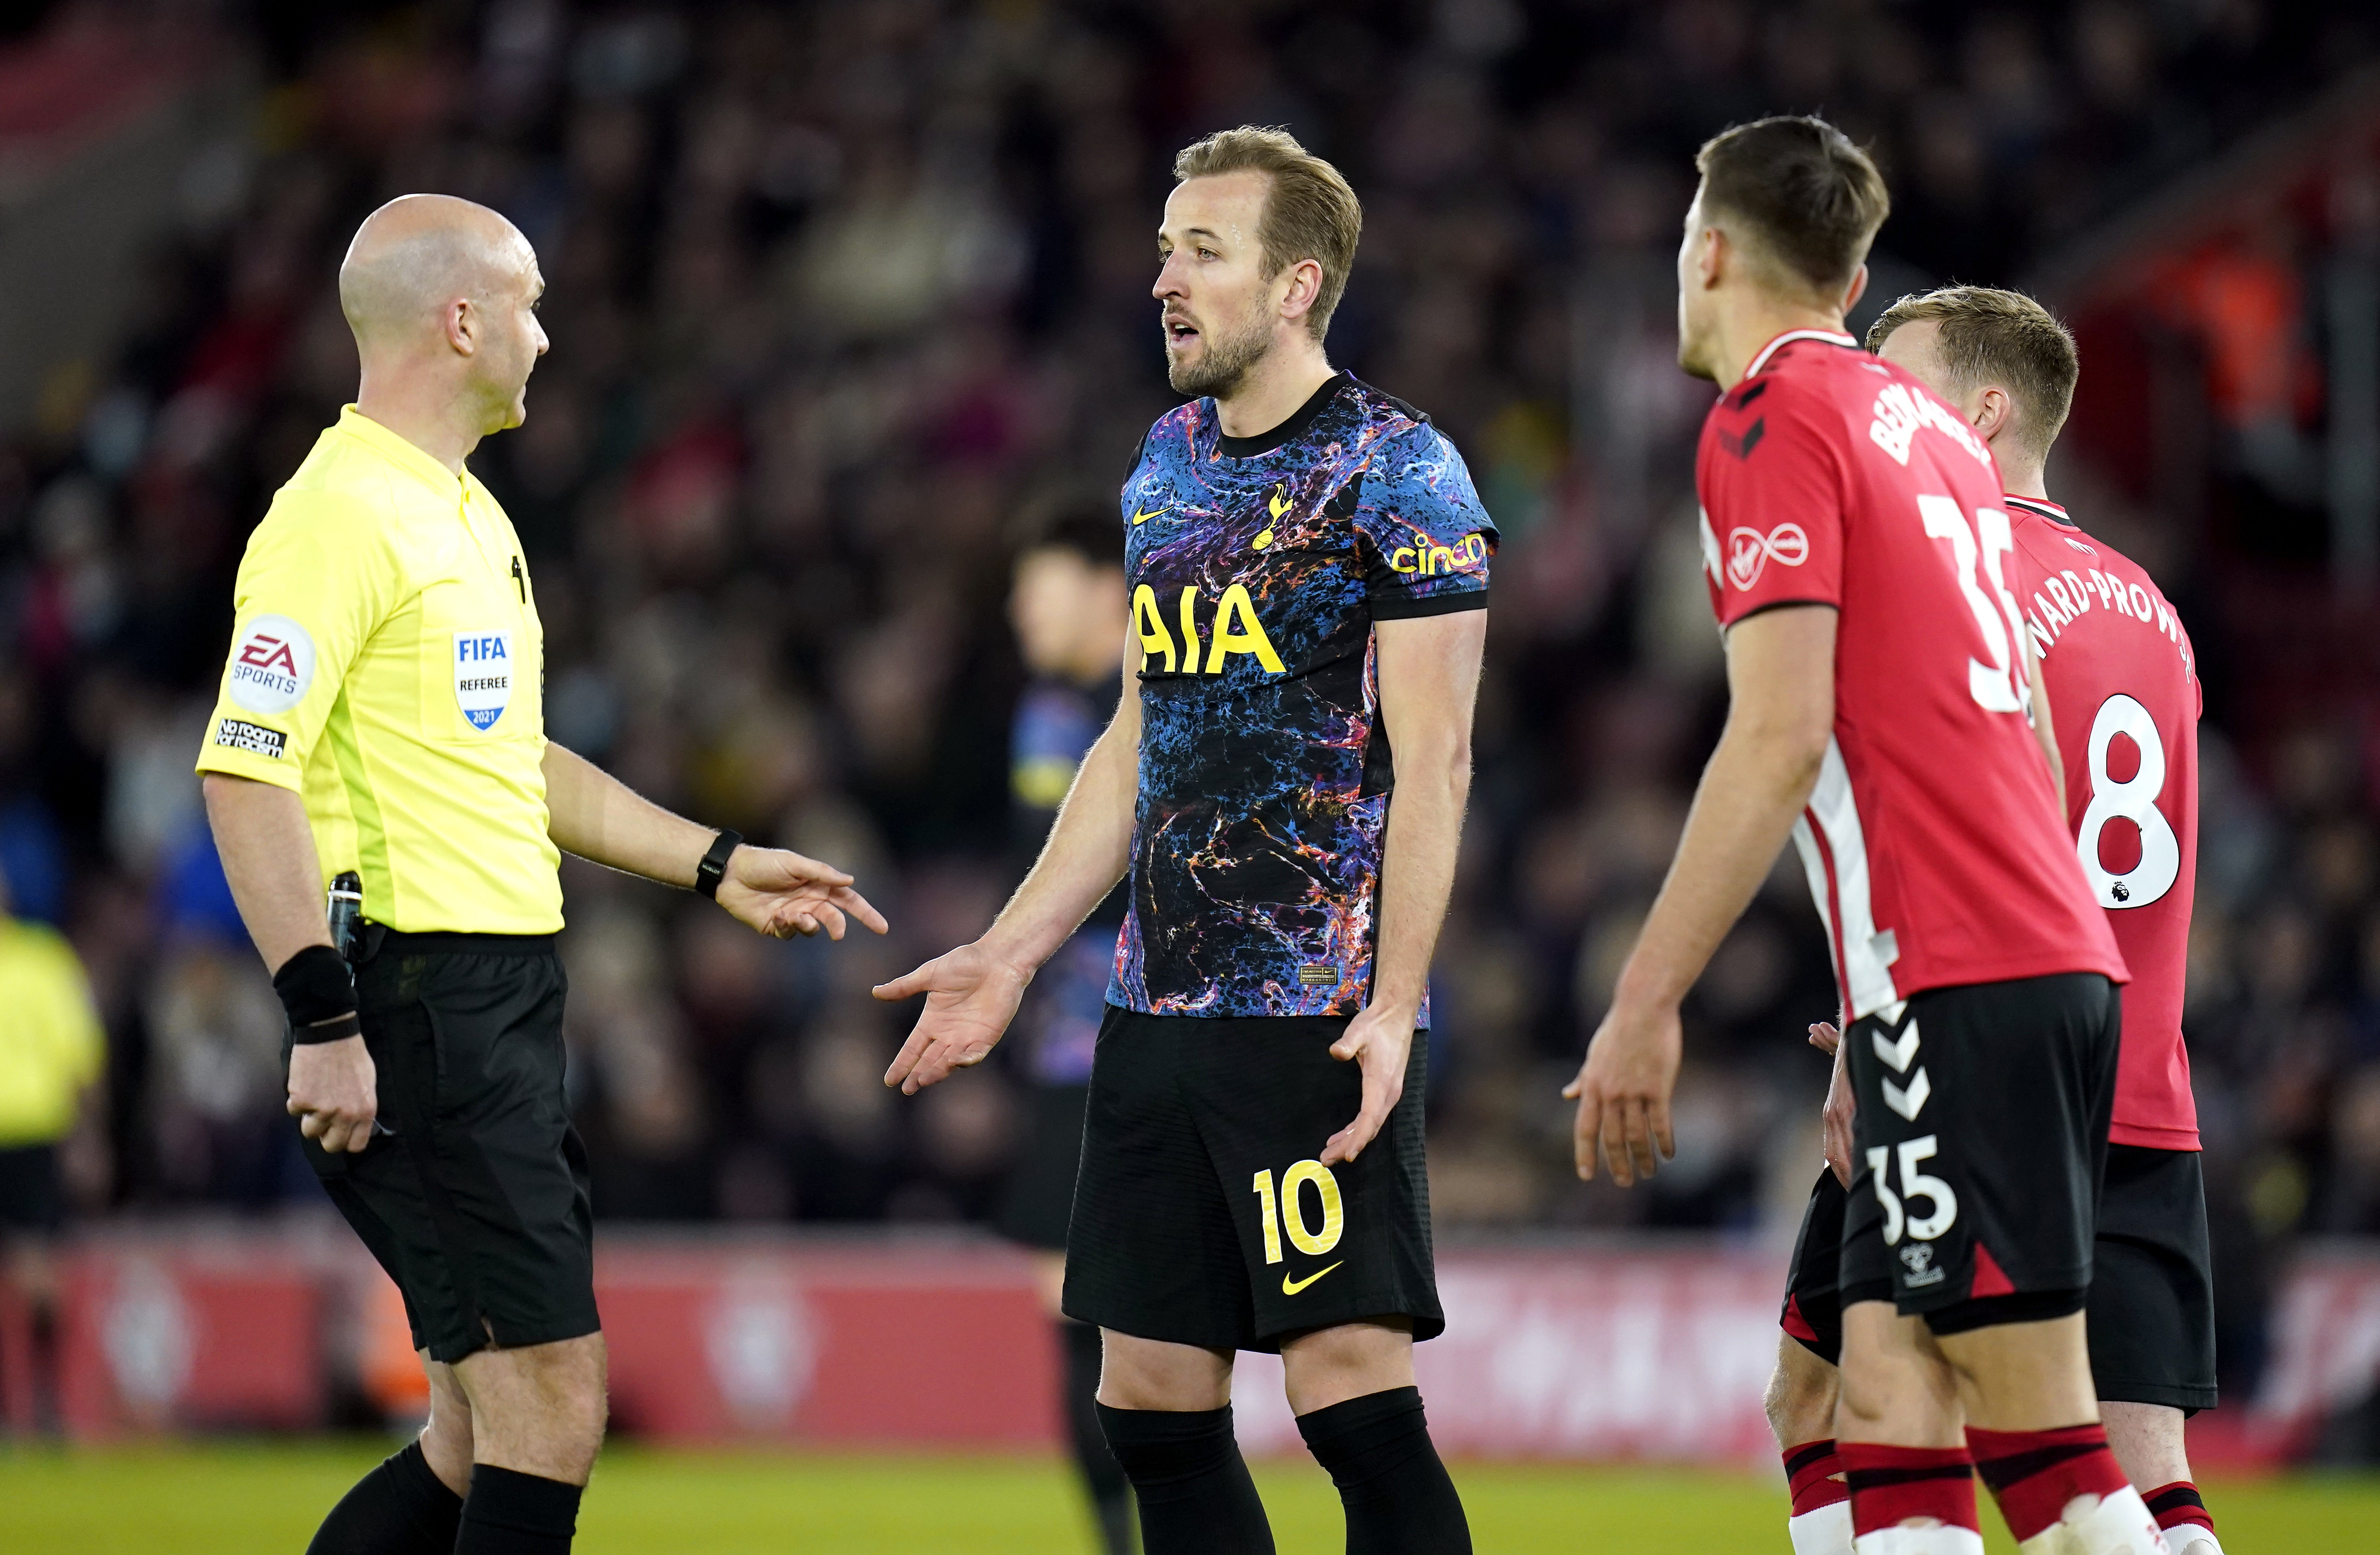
[273,944,358,1039]
[695,829,742,900]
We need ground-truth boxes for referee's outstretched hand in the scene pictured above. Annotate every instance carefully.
[873,942,1029,1095]
[1563,998,1681,1186]
[715,846,889,941]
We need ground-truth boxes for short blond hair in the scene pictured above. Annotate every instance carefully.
[1867,286,2079,463]
[1173,126,1362,340]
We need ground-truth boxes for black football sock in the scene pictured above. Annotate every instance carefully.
[1063,1322,1136,1554]
[1296,1386,1472,1555]
[304,1440,464,1555]
[1096,1402,1274,1555]
[453,1463,583,1555]
[29,1299,60,1435]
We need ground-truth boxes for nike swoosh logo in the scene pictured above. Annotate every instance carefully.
[1281,1261,1343,1295]
[1132,506,1172,525]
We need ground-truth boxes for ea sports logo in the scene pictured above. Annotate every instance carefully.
[1726,523,1810,590]
[225,614,316,715]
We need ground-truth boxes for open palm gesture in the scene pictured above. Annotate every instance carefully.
[873,942,1031,1094]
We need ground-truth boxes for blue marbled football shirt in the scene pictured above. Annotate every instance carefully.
[1108,372,1495,1022]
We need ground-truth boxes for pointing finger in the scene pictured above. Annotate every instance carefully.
[836,889,890,936]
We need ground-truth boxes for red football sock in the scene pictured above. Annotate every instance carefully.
[1839,1441,1978,1536]
[2143,1480,2215,1536]
[1784,1439,1850,1516]
[1966,1424,2132,1544]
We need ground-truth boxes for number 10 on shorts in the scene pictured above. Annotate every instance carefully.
[1252,1161,1345,1264]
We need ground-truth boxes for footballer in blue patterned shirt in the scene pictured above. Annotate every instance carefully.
[878,125,1486,1555]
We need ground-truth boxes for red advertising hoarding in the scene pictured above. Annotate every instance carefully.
[18,1226,2378,1466]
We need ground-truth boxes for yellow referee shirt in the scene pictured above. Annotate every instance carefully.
[0,917,104,1146]
[194,406,563,935]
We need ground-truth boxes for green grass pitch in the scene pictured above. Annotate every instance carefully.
[0,1441,2373,1552]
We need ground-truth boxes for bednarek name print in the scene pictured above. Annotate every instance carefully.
[453,630,514,731]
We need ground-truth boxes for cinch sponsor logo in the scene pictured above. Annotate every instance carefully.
[1388,531,1489,577]
[1131,583,1284,674]
[212,717,286,759]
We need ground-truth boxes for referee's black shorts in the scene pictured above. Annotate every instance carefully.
[295,930,598,1364]
[1063,1005,1442,1354]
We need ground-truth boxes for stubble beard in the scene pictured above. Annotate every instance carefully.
[1676,308,1718,383]
[1167,309,1274,400]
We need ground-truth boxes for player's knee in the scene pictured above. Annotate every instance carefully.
[1280,1319,1413,1414]
[1764,1346,1839,1444]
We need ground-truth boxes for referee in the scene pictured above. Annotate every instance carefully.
[197,195,885,1555]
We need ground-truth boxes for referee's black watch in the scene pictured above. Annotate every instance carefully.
[695,829,742,899]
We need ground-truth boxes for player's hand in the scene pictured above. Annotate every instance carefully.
[288,1034,378,1154]
[1816,1022,1856,1190]
[1321,1004,1413,1166]
[1562,998,1681,1186]
[716,845,889,941]
[874,942,1031,1094]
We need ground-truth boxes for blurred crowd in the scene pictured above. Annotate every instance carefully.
[3,0,2379,1413]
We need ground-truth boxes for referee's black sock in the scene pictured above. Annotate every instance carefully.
[1062,1322,1136,1554]
[1096,1402,1274,1555]
[453,1463,583,1555]
[304,1440,463,1555]
[1296,1386,1472,1555]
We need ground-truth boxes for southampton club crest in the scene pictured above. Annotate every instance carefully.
[453,630,514,732]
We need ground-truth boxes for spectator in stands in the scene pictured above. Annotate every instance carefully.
[0,857,107,1435]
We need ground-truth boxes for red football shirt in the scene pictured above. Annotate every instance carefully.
[1697,331,2126,1022]
[2007,495,2201,1149]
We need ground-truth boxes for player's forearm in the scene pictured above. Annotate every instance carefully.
[1368,741,1469,1017]
[1614,720,1822,1012]
[541,742,720,887]
[202,773,333,971]
[980,713,1136,974]
[1368,610,1489,1016]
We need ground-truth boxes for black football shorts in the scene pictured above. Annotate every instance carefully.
[1839,972,2120,1336]
[296,931,599,1364]
[1780,1167,1888,1363]
[996,1082,1092,1252]
[1062,1006,1443,1353]
[0,1143,64,1237]
[2086,1143,2218,1412]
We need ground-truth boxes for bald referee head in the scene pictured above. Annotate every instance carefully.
[340,194,548,448]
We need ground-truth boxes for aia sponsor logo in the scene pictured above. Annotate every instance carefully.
[225,614,315,715]
[1726,523,1810,590]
